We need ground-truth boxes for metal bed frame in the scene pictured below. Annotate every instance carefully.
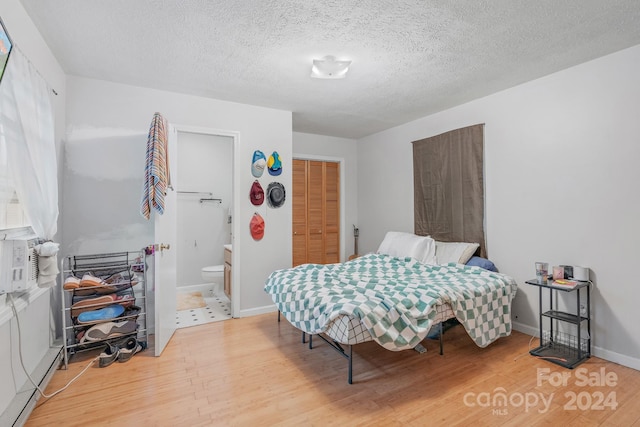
[278,309,450,384]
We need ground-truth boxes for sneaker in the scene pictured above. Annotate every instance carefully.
[104,271,128,284]
[63,276,81,290]
[105,271,139,290]
[117,338,146,363]
[83,320,139,342]
[79,273,105,288]
[98,343,120,368]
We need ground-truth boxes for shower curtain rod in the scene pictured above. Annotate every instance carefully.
[177,191,212,196]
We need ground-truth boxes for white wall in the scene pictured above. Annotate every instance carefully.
[0,0,66,418]
[357,44,640,369]
[64,76,292,316]
[293,132,359,261]
[177,133,233,286]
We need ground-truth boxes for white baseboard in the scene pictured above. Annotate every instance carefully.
[236,304,277,318]
[512,321,539,338]
[176,282,220,295]
[512,321,640,371]
[591,346,640,371]
[0,345,62,427]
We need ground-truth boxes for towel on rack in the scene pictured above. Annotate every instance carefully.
[140,112,172,219]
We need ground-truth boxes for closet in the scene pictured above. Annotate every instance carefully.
[292,159,340,266]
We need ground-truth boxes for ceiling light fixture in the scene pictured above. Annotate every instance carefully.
[310,55,352,79]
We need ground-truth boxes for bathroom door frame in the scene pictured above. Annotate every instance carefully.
[172,124,239,317]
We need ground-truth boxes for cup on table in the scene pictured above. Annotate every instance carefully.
[535,262,548,282]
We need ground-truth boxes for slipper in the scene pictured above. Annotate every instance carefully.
[83,320,139,342]
[118,338,147,363]
[77,304,125,324]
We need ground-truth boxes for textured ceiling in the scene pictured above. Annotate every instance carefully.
[19,0,640,139]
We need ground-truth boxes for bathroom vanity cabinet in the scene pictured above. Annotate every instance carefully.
[224,246,231,299]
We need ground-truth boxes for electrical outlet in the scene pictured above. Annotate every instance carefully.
[580,304,587,316]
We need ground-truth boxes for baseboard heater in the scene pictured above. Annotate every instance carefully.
[0,344,63,427]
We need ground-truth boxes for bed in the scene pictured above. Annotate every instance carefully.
[264,233,518,383]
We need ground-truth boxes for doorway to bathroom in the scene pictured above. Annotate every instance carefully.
[174,130,234,329]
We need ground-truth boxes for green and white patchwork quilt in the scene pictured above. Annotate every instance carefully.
[264,253,518,351]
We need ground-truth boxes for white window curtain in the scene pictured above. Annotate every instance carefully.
[0,133,16,226]
[0,47,57,239]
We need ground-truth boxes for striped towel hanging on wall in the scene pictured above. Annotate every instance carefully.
[140,112,172,219]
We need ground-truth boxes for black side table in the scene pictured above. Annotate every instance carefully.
[526,278,591,368]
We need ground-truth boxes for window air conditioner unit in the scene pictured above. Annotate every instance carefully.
[0,231,40,293]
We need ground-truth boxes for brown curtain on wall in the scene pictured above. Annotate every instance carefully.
[412,124,486,257]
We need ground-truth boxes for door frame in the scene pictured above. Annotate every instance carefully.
[174,124,240,317]
[292,154,346,262]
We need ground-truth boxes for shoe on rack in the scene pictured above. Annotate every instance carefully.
[105,271,128,284]
[117,337,147,363]
[71,294,134,318]
[105,271,139,290]
[63,276,81,290]
[83,320,139,342]
[79,273,117,294]
[77,304,125,324]
[98,343,120,368]
[79,273,105,287]
[120,305,141,320]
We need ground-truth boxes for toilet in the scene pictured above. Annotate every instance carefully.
[201,264,224,293]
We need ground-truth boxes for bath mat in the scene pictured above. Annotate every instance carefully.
[177,291,207,311]
[176,292,231,329]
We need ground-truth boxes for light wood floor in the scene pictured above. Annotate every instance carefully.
[27,313,640,426]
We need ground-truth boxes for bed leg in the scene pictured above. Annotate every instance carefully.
[302,331,306,343]
[309,334,313,349]
[439,322,444,355]
[278,310,280,322]
[348,345,353,384]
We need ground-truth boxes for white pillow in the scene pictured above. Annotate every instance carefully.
[435,241,480,265]
[377,232,437,265]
